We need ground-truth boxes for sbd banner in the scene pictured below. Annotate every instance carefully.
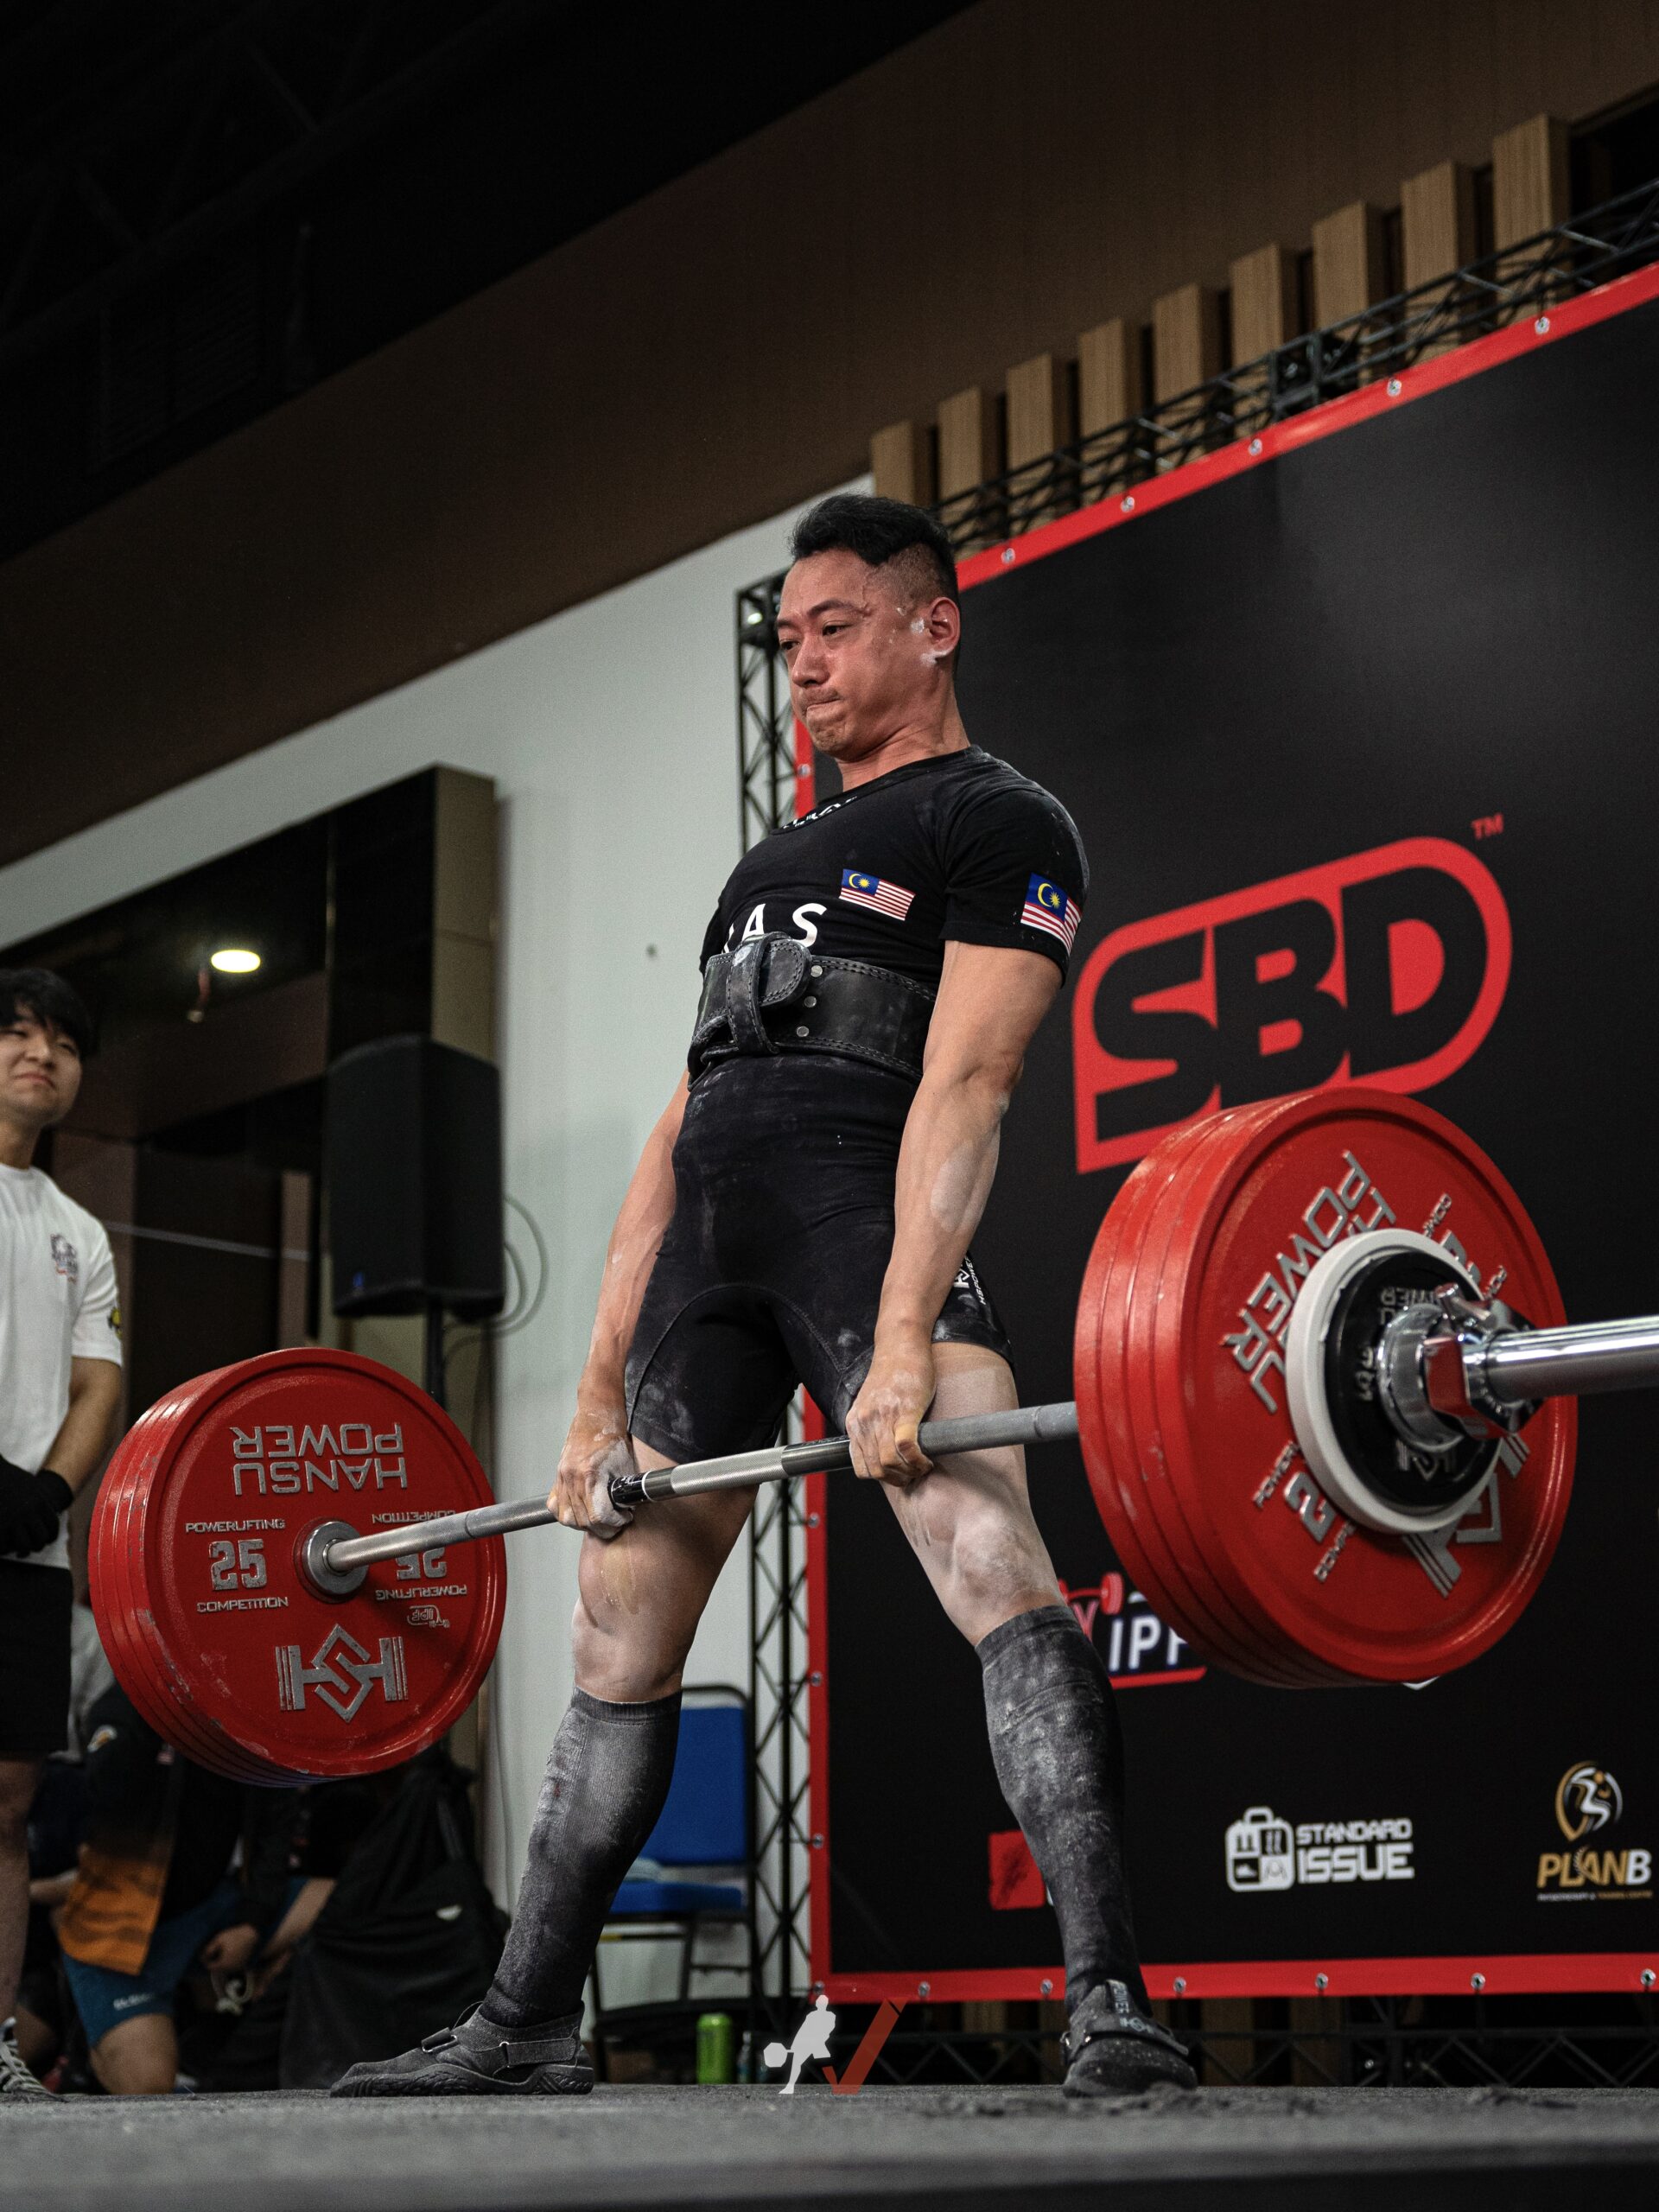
[811,276,1659,1999]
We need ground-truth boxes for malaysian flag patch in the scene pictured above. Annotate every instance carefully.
[840,869,915,921]
[1020,873,1080,950]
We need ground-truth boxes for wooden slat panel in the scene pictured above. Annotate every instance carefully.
[1152,283,1222,402]
[870,420,932,505]
[1493,113,1569,249]
[936,386,997,501]
[1312,200,1386,326]
[1230,243,1298,362]
[1401,160,1478,359]
[1077,318,1143,436]
[1401,161,1477,288]
[1006,353,1065,471]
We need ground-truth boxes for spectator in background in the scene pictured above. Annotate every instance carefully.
[14,1599,117,2082]
[0,969,124,2103]
[55,1684,299,2094]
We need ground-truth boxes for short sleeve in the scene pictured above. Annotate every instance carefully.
[698,906,725,975]
[940,776,1090,976]
[73,1224,123,1368]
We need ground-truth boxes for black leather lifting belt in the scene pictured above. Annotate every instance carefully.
[690,933,936,1084]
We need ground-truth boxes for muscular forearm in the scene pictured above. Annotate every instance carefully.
[876,1067,1008,1348]
[42,1361,122,1493]
[577,1078,688,1408]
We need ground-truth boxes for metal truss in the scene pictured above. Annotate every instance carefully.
[745,1471,812,2049]
[0,0,543,373]
[933,175,1659,556]
[842,1999,1659,2090]
[735,575,814,2044]
[734,574,795,851]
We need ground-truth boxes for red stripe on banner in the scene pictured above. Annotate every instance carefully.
[952,257,1659,598]
[823,1952,1659,2004]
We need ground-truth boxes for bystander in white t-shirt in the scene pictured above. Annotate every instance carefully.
[0,1161,122,1573]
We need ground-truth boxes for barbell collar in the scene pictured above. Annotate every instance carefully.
[318,1399,1081,1577]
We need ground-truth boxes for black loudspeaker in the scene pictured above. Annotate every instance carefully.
[327,1036,505,1320]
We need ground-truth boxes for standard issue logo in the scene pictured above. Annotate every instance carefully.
[1071,835,1511,1171]
[1536,1764,1653,1900]
[1225,1805,1414,1892]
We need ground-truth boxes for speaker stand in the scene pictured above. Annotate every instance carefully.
[424,1295,448,1408]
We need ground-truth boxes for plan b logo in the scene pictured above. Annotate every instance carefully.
[1071,837,1511,1171]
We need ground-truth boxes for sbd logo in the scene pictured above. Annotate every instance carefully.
[1071,836,1510,1172]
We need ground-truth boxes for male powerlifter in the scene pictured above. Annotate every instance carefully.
[0,970,124,2102]
[334,494,1194,2101]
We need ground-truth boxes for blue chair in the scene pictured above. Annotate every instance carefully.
[593,1687,750,2042]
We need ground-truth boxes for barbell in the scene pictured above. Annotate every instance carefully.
[88,1085,1649,1781]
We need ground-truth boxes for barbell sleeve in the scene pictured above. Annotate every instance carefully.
[1474,1314,1659,1406]
[316,1399,1081,1578]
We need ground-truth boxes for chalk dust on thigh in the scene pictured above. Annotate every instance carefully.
[576,1438,755,1700]
[880,1343,1061,1641]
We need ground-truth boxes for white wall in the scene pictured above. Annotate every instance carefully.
[0,482,861,1931]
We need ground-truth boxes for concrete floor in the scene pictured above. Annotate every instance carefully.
[10,2083,1659,2212]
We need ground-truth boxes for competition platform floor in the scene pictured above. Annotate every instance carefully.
[12,2084,1659,2211]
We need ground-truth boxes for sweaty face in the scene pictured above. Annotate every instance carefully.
[775,549,957,762]
[0,1014,82,1135]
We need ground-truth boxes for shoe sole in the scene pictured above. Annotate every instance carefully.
[331,2065,593,2098]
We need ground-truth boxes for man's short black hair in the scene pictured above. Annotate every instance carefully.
[0,968,95,1057]
[789,493,958,616]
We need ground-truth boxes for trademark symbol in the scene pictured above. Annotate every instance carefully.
[1471,813,1503,840]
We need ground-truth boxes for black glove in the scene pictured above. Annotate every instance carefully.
[0,1458,73,1556]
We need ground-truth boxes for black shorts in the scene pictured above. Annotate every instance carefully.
[0,1560,73,1761]
[626,1055,1014,1463]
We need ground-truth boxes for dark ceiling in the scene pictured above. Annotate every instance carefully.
[0,0,981,566]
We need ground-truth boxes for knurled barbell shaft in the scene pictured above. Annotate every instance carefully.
[318,1399,1083,1577]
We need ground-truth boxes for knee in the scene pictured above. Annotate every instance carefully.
[570,1588,683,1704]
[938,1530,1059,1644]
[92,2031,175,2095]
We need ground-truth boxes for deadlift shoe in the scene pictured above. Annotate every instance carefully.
[1061,1980,1198,2099]
[330,2005,592,2097]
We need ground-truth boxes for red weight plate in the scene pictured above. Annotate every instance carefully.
[1125,1106,1338,1687]
[1077,1115,1299,1681]
[124,1349,505,1780]
[1095,1116,1292,1680]
[106,1382,280,1778]
[1074,1144,1200,1651]
[1135,1107,1341,1687]
[92,1393,275,1781]
[1149,1086,1573,1683]
[91,1400,225,1764]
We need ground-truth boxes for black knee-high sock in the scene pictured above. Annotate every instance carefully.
[977,1605,1148,2015]
[483,1687,680,2029]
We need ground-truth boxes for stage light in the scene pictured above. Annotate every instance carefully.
[210,948,261,975]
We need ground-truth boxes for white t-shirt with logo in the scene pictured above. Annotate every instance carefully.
[0,1163,122,1573]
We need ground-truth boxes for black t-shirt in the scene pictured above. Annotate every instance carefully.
[699,747,1089,990]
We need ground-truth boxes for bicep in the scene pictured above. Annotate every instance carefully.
[924,942,1062,1087]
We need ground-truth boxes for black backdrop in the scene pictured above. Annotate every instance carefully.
[815,278,1659,1999]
